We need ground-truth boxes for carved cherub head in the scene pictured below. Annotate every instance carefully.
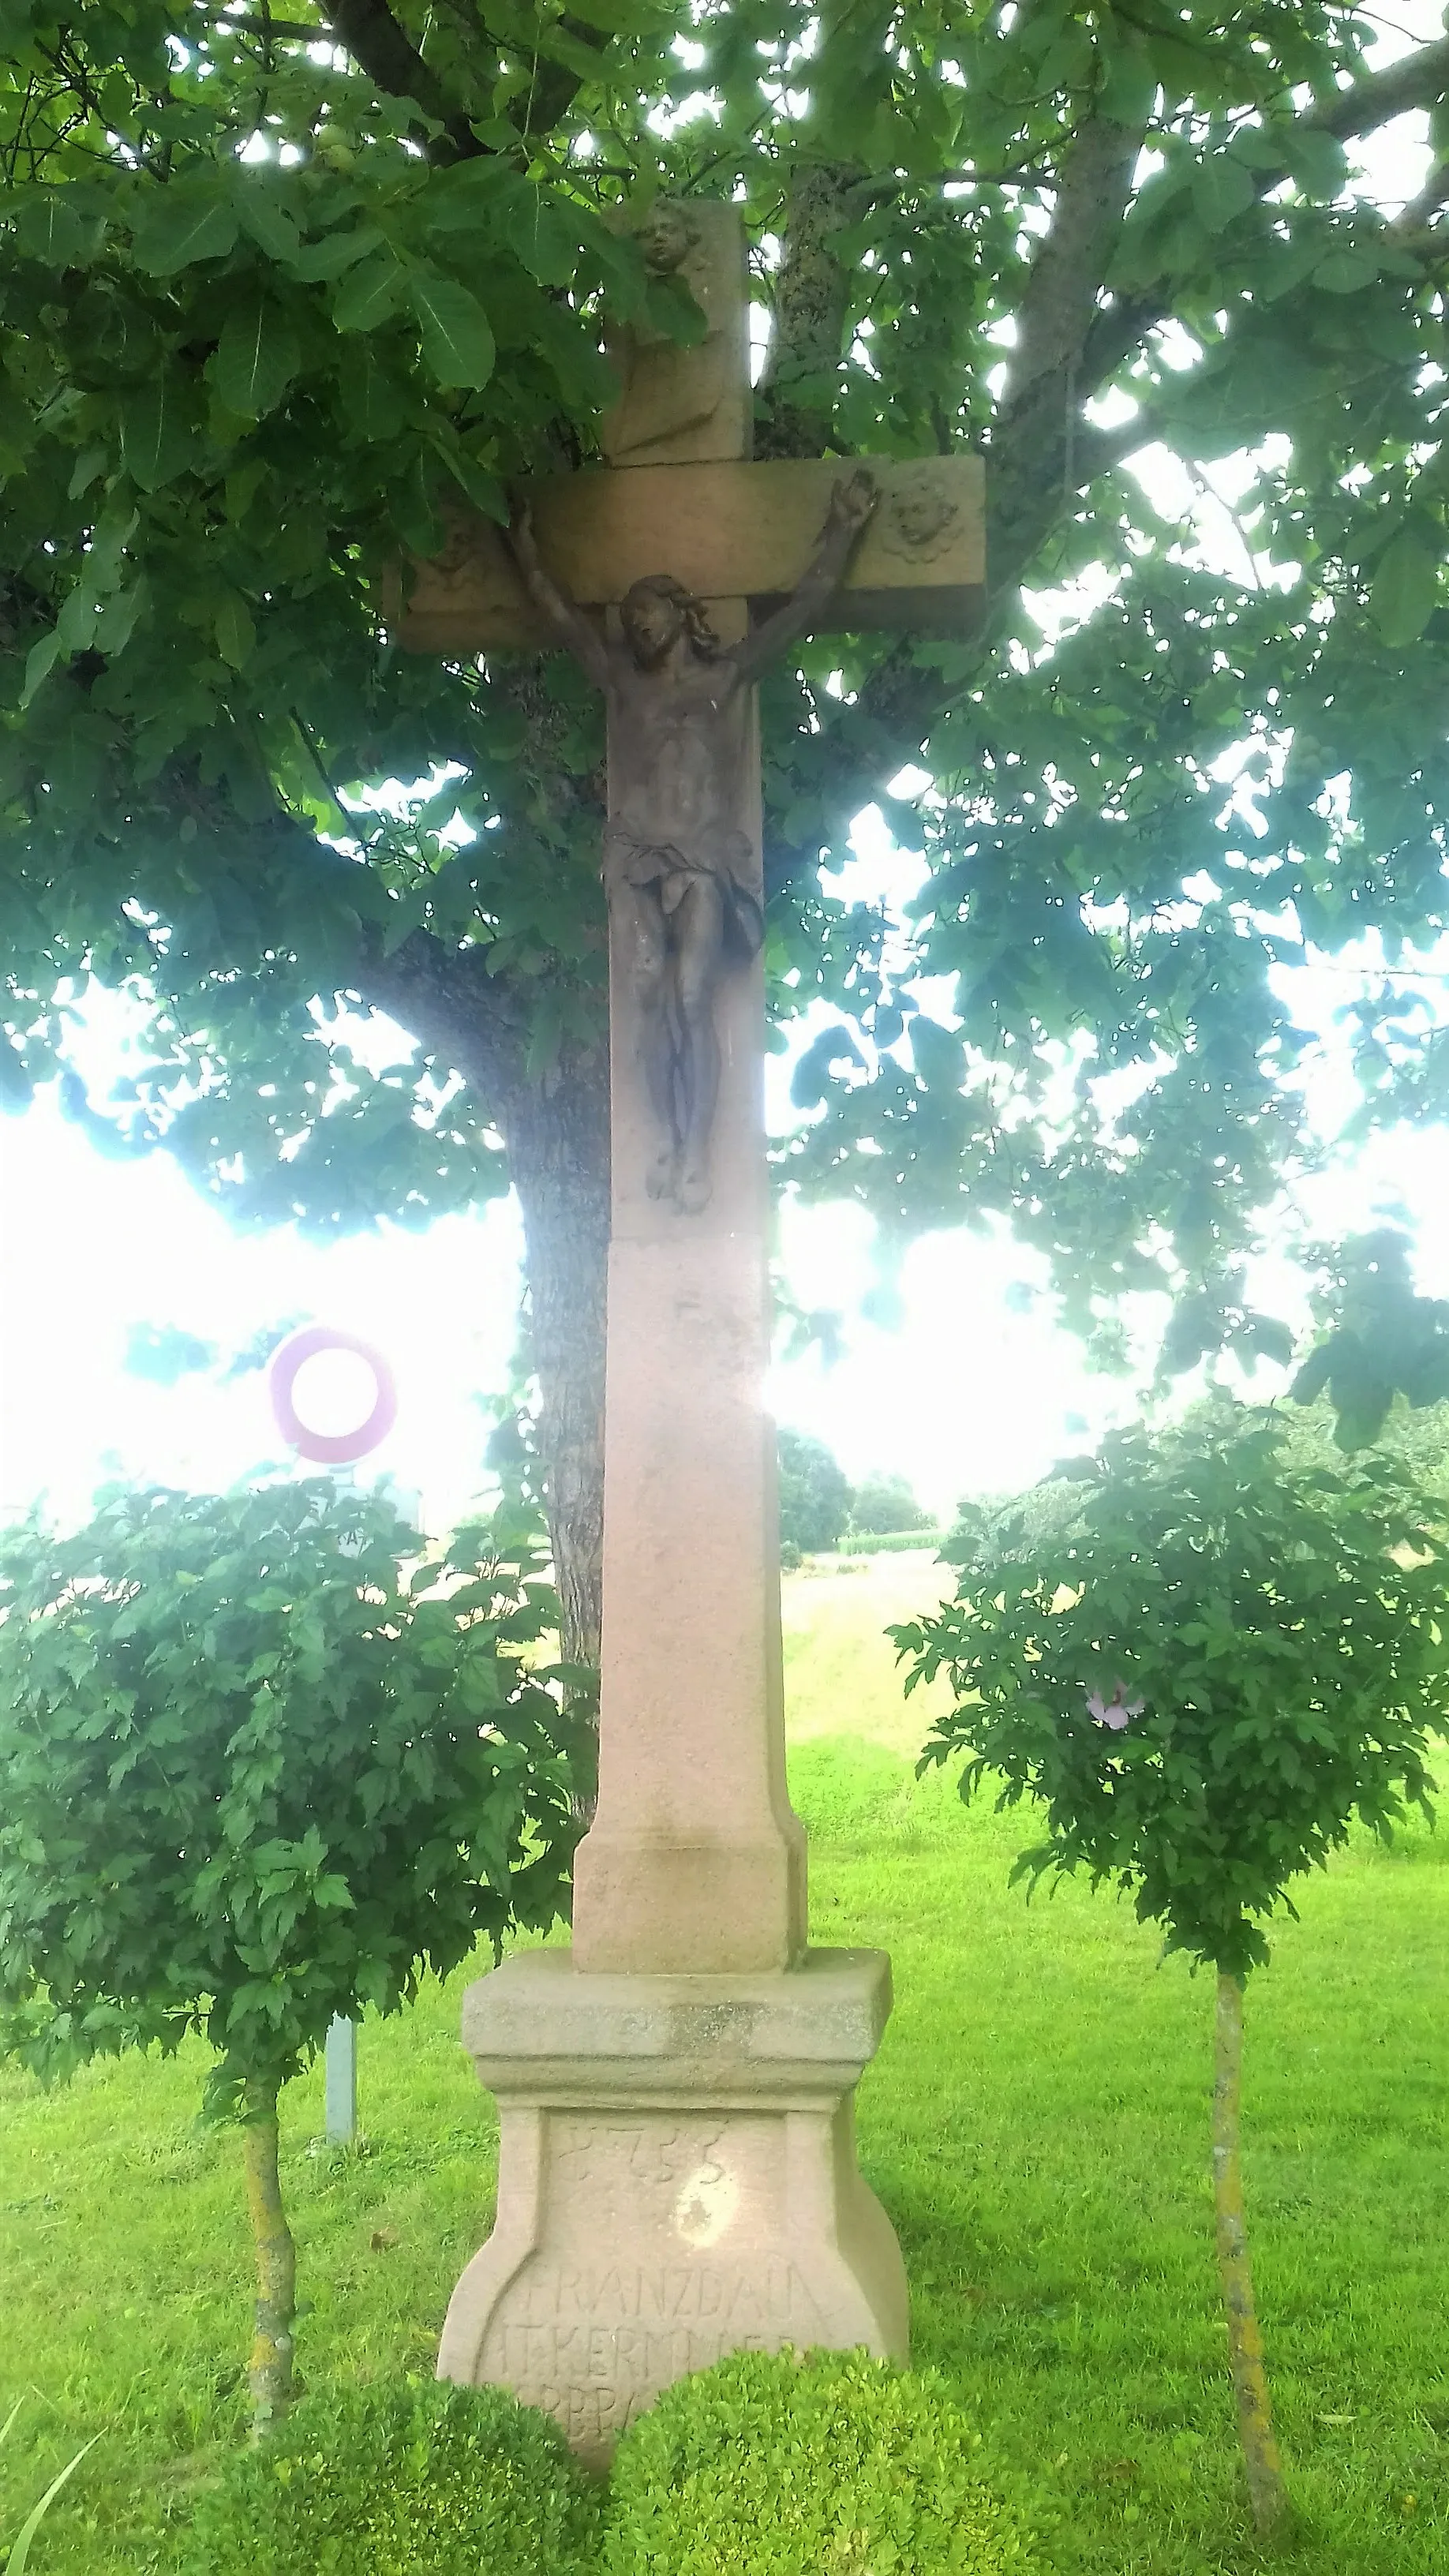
[635,200,699,279]
[885,483,960,557]
[620,574,721,668]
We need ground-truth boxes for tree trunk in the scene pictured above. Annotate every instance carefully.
[500,1045,610,1682]
[1211,1972,1286,2536]
[242,2076,297,2439]
[352,927,612,1703]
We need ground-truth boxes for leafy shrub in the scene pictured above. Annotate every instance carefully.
[602,2347,1039,2574]
[0,1479,584,2432]
[904,1406,1445,1978]
[173,2377,601,2575]
[0,1479,580,2110]
[899,1398,1449,2536]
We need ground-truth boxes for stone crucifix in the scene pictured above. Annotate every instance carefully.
[506,467,877,1214]
[404,202,984,2464]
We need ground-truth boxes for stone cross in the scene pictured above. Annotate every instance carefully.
[410,200,984,2464]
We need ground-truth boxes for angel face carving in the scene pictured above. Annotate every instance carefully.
[881,481,961,561]
[601,200,736,468]
[635,201,700,279]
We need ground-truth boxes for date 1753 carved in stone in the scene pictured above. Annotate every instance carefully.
[399,198,985,2464]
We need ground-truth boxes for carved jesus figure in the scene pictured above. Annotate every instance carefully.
[507,471,877,1211]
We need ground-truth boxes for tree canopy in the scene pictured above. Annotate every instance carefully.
[777,1425,853,1553]
[7,2,1449,1634]
[848,1470,931,1535]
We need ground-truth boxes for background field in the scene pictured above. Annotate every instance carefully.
[2,1552,1446,2573]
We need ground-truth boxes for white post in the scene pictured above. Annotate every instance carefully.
[324,2013,358,2144]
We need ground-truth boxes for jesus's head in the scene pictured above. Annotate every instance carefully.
[620,575,719,669]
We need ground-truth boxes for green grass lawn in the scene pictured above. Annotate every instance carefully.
[2,1549,1447,2573]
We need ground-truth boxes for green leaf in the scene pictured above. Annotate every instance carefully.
[214,593,256,668]
[1282,126,1350,200]
[501,190,581,288]
[236,188,302,265]
[335,336,407,442]
[1312,246,1382,294]
[432,436,504,520]
[12,191,97,265]
[118,377,195,492]
[410,272,496,390]
[67,444,108,501]
[910,1017,966,1088]
[130,180,239,276]
[1192,155,1256,234]
[212,293,301,421]
[1371,527,1440,650]
[19,630,64,708]
[95,578,148,657]
[331,245,409,332]
[1094,33,1156,128]
[1290,1345,1333,1406]
[291,223,384,282]
[56,582,101,654]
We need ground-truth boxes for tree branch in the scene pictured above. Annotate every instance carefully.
[508,13,609,143]
[1312,33,1449,141]
[1081,37,1449,400]
[983,36,1449,612]
[755,163,870,460]
[212,17,326,40]
[353,916,528,1105]
[148,761,532,1106]
[323,0,485,160]
[1390,159,1449,241]
[1003,112,1143,411]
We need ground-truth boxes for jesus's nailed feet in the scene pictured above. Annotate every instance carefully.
[646,1144,678,1201]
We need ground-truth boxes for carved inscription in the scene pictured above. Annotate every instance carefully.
[477,2110,824,2453]
[484,2256,822,2452]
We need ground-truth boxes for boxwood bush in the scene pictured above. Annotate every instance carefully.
[172,2377,601,2575]
[601,2347,1041,2574]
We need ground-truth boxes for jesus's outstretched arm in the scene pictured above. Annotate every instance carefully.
[506,496,612,692]
[729,470,878,685]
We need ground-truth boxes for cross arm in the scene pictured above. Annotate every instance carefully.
[728,470,878,685]
[506,498,612,691]
[390,455,985,656]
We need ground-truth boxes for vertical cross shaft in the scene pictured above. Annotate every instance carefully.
[569,203,804,1972]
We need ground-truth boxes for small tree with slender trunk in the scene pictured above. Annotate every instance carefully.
[0,1478,584,2438]
[893,1400,1446,2538]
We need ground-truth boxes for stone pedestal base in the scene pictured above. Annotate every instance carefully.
[437,1947,908,2466]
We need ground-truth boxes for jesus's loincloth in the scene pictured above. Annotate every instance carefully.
[603,825,764,961]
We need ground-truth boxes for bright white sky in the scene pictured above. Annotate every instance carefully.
[3,14,1447,1539]
[8,837,1449,1538]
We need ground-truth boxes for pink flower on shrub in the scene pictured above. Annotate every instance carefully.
[1084,1682,1144,1732]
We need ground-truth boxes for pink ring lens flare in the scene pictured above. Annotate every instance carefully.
[268,1324,398,1466]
